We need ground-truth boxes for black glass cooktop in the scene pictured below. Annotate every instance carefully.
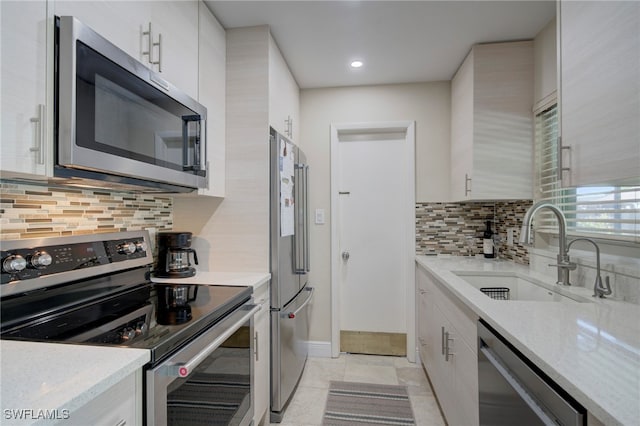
[0,268,252,365]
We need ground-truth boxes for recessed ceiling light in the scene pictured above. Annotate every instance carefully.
[350,60,363,69]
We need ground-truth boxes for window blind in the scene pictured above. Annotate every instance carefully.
[534,104,640,241]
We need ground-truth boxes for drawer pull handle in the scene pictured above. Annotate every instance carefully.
[445,331,455,362]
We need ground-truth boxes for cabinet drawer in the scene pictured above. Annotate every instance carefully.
[420,267,477,350]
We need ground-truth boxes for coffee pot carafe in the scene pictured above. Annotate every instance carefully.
[154,232,199,278]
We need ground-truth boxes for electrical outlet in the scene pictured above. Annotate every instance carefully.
[315,209,325,225]
[507,228,514,246]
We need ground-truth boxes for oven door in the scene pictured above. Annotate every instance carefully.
[56,16,207,190]
[147,303,260,426]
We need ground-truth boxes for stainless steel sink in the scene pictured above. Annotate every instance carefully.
[452,271,592,303]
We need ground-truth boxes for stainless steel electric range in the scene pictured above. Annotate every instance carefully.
[1,231,258,426]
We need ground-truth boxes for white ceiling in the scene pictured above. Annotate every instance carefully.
[205,1,556,89]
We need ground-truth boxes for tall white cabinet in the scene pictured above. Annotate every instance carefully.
[197,2,226,197]
[558,1,640,186]
[0,0,51,177]
[269,37,300,143]
[450,41,534,201]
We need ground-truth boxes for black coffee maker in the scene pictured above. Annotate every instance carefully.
[154,232,198,278]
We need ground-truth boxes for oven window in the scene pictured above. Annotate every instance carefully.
[166,323,252,426]
[74,41,202,175]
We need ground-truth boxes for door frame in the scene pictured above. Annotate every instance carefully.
[330,121,416,361]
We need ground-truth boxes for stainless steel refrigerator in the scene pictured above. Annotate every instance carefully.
[269,127,313,423]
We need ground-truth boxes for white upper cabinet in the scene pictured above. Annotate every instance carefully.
[197,2,226,197]
[150,1,199,100]
[558,1,640,186]
[268,36,300,142]
[1,0,50,177]
[53,1,151,62]
[53,1,199,100]
[450,41,534,201]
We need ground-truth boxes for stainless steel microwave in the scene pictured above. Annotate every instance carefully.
[55,16,207,192]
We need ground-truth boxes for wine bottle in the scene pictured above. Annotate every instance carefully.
[483,221,495,259]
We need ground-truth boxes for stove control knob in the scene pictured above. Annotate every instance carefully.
[117,242,136,255]
[121,327,136,341]
[3,255,27,273]
[135,241,147,253]
[30,251,52,268]
[135,322,148,336]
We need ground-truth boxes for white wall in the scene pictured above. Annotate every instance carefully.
[299,82,451,342]
[174,26,271,272]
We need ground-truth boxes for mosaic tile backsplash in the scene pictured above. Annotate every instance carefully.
[0,182,173,240]
[416,200,533,264]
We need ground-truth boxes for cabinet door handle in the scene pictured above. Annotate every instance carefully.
[441,326,445,356]
[142,22,154,63]
[29,104,45,164]
[154,33,162,72]
[557,136,571,182]
[445,331,455,362]
[285,116,293,138]
[142,22,162,71]
[464,173,472,196]
[254,331,259,362]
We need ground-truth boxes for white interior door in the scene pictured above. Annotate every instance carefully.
[337,132,410,335]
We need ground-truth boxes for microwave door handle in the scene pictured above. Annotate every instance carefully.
[193,119,202,171]
[181,115,202,171]
[182,116,190,170]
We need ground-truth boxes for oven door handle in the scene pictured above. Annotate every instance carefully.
[164,304,260,378]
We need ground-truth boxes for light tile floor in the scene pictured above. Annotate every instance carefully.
[270,354,446,426]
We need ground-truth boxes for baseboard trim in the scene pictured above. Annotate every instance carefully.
[308,340,332,358]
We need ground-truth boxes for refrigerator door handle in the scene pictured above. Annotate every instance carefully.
[293,163,309,274]
[282,286,314,319]
[303,164,310,273]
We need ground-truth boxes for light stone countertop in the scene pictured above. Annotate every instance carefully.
[416,255,640,426]
[0,341,149,425]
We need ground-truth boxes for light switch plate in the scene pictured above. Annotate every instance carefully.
[315,209,325,225]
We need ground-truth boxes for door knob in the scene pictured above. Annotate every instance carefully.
[342,251,350,261]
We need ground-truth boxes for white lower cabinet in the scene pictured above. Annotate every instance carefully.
[253,280,271,425]
[69,370,142,425]
[416,264,479,426]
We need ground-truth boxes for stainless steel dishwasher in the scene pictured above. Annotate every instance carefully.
[478,320,586,426]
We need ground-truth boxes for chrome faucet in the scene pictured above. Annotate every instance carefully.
[566,238,612,298]
[520,201,576,285]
